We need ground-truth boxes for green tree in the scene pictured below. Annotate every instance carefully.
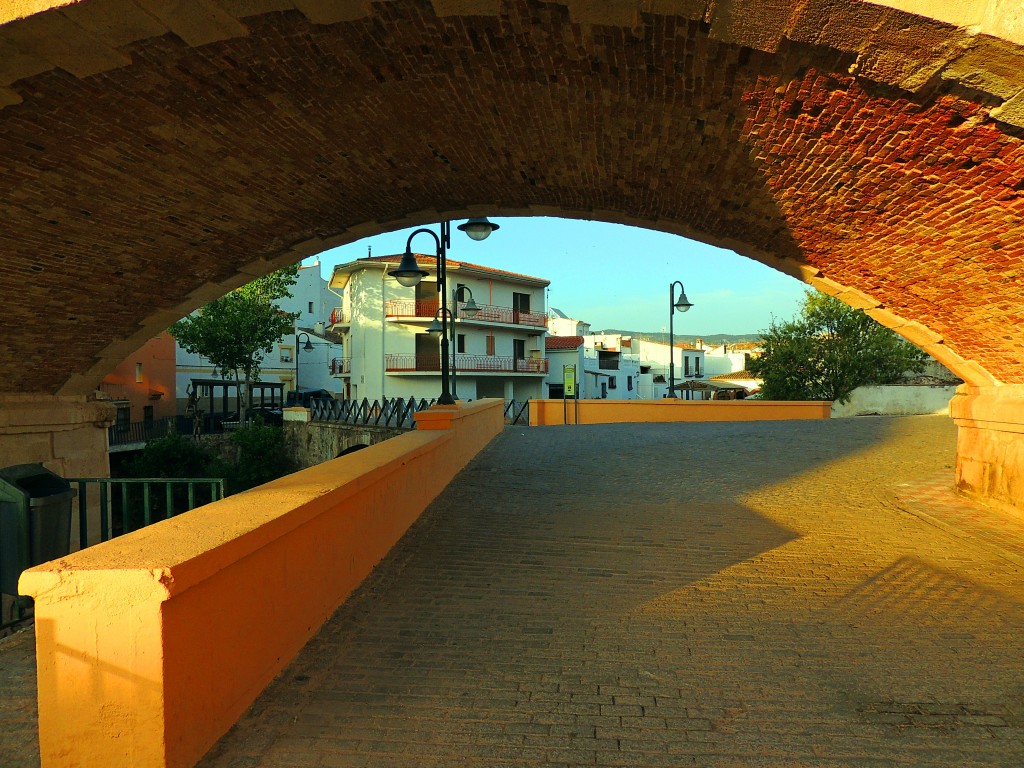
[170,266,300,423]
[749,290,927,403]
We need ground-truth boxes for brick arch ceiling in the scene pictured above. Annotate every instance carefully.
[2,1,1023,396]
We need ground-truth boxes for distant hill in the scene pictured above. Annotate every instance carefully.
[596,330,761,346]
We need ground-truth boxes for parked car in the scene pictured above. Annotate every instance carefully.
[285,388,336,408]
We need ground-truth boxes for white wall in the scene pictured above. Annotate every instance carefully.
[830,385,958,417]
[342,266,547,403]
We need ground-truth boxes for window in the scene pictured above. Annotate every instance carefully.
[684,355,691,376]
[549,384,565,399]
[280,346,293,363]
[609,376,617,390]
[115,406,130,430]
[513,339,525,359]
[308,301,314,314]
[143,405,154,423]
[627,375,633,391]
[457,334,466,353]
[695,359,701,376]
[512,292,531,313]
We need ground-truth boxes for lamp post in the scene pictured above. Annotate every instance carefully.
[295,331,314,391]
[667,281,693,398]
[388,218,499,405]
[449,285,480,400]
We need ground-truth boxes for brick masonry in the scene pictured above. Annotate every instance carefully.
[0,1,1022,393]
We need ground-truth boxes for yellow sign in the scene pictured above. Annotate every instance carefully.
[563,365,576,397]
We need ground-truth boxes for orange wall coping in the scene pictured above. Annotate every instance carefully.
[529,398,832,426]
[20,399,505,768]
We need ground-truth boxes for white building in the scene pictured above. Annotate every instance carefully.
[328,255,550,402]
[542,319,708,400]
[174,263,343,411]
[700,340,762,378]
[548,307,591,337]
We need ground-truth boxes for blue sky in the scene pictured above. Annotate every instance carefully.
[309,217,808,336]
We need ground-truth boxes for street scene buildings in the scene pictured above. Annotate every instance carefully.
[326,255,550,403]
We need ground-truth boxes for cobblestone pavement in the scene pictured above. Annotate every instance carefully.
[5,416,1024,767]
[194,415,1024,767]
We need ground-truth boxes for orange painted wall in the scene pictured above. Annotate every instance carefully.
[530,398,832,426]
[20,399,504,768]
[101,332,177,421]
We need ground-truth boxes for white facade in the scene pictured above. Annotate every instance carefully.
[175,264,343,409]
[587,335,707,400]
[548,308,591,337]
[328,256,549,403]
[700,341,762,378]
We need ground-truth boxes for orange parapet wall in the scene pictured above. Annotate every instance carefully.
[529,398,832,426]
[20,399,504,768]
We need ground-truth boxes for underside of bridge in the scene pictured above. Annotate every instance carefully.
[1,0,1022,507]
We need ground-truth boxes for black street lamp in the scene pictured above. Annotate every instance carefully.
[667,281,693,398]
[388,218,498,405]
[449,285,480,400]
[295,331,314,391]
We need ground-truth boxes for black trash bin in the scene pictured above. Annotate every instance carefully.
[0,464,77,595]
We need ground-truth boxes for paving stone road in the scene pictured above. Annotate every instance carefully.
[5,416,1024,767]
[197,415,1024,767]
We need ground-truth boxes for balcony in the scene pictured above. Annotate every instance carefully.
[98,382,130,401]
[329,307,350,328]
[384,299,547,329]
[385,353,548,374]
[330,357,351,376]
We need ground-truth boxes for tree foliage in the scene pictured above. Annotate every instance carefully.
[748,290,927,403]
[170,266,300,422]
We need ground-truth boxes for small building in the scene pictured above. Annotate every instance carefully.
[328,255,550,402]
[99,332,178,431]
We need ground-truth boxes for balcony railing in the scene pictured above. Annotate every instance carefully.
[385,354,548,374]
[329,307,350,326]
[330,357,351,376]
[384,299,547,328]
[108,417,175,447]
[384,299,439,318]
[598,359,620,370]
[98,382,130,401]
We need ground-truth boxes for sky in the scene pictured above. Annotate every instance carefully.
[307,217,809,336]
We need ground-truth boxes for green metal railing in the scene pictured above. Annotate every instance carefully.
[70,477,226,544]
[1,477,225,632]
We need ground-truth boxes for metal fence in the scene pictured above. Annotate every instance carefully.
[69,477,226,545]
[311,397,438,429]
[504,399,530,425]
[108,416,177,448]
[311,397,532,428]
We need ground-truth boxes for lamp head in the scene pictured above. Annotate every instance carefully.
[460,295,481,317]
[426,317,445,336]
[457,217,500,242]
[673,292,693,313]
[388,250,428,287]
[302,337,314,351]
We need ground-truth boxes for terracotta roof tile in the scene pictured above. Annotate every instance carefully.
[710,370,759,380]
[356,254,549,285]
[546,335,584,350]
